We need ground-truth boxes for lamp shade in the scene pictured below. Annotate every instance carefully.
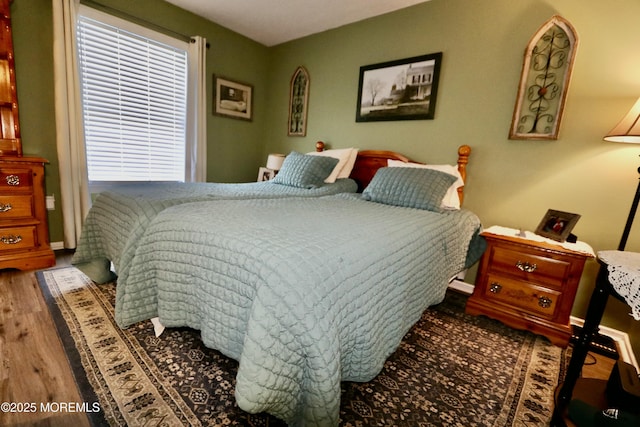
[604,97,640,143]
[266,153,285,170]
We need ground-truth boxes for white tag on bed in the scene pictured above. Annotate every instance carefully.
[151,317,166,337]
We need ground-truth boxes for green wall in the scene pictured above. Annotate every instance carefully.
[11,1,62,244]
[11,0,270,242]
[263,0,640,358]
[10,0,640,359]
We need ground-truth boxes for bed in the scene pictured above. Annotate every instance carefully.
[113,145,483,426]
[71,143,359,285]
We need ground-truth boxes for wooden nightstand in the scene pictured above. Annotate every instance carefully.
[465,227,594,347]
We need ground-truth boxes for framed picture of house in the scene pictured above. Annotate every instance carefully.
[534,209,581,242]
[355,52,442,122]
[214,75,253,121]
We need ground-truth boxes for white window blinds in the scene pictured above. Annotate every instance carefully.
[77,10,188,182]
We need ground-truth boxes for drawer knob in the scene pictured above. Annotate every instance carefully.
[538,296,552,308]
[1,234,22,245]
[0,203,12,212]
[489,282,502,294]
[516,260,537,273]
[5,175,20,186]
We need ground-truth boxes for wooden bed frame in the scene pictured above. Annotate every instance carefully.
[315,141,471,204]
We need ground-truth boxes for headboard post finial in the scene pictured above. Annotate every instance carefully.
[457,144,471,205]
[316,141,325,152]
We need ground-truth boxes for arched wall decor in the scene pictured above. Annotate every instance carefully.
[288,66,310,136]
[509,15,579,140]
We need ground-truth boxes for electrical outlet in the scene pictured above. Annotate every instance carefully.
[46,195,55,210]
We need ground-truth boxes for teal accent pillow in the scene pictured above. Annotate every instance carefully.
[362,167,458,212]
[272,151,339,189]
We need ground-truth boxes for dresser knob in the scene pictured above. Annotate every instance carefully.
[0,203,12,212]
[1,234,22,245]
[538,296,552,308]
[516,260,537,273]
[489,282,502,294]
[5,174,20,186]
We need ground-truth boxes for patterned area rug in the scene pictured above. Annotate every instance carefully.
[38,267,570,426]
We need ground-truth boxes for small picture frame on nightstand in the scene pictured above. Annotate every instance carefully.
[535,209,581,242]
[258,167,275,182]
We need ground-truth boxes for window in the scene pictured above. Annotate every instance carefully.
[76,6,190,184]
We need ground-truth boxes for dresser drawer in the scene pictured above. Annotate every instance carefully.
[488,245,571,288]
[0,167,33,190]
[0,194,33,219]
[483,273,561,319]
[0,225,36,251]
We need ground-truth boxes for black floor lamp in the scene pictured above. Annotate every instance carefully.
[604,97,640,251]
[552,99,640,427]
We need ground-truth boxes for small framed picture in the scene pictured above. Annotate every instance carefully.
[535,209,581,242]
[257,167,275,182]
[214,75,253,121]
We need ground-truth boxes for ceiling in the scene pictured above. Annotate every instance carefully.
[163,0,432,46]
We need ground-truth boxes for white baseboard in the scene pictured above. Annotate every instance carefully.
[570,316,638,370]
[447,280,638,369]
[51,241,65,251]
[448,279,474,294]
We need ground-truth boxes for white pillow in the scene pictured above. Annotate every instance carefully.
[307,148,358,183]
[387,159,463,210]
[338,148,358,179]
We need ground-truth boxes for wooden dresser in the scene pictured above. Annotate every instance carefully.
[0,157,55,270]
[0,1,55,270]
[0,0,21,157]
[465,229,593,347]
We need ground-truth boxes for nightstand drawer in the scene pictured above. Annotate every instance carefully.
[484,273,561,319]
[0,225,36,251]
[0,195,34,219]
[489,245,571,288]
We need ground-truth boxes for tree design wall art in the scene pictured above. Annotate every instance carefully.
[509,15,579,140]
[288,66,310,136]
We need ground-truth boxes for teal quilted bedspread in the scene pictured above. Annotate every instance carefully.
[119,194,483,426]
[71,180,357,284]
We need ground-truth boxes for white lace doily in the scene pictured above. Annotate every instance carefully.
[598,250,640,320]
[482,225,595,256]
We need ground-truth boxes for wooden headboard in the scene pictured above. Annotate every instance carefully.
[348,145,471,204]
[313,141,471,204]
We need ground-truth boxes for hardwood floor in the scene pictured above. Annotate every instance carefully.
[0,251,618,426]
[0,251,89,427]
